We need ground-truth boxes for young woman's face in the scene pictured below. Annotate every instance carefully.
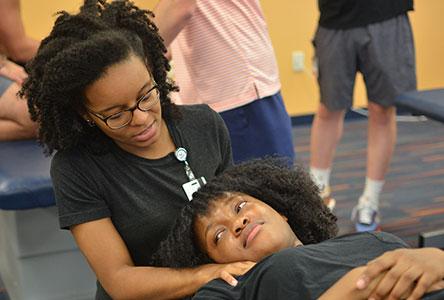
[84,54,165,155]
[194,193,302,263]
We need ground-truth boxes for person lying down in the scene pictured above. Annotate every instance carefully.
[151,159,444,300]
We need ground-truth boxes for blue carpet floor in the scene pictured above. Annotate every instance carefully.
[292,117,444,246]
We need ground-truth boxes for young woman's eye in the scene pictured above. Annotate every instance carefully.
[214,230,224,244]
[235,201,247,213]
[108,112,125,121]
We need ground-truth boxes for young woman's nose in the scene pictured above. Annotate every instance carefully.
[131,107,149,126]
[233,217,248,235]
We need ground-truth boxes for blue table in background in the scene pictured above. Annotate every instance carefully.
[0,140,95,300]
[396,88,444,123]
[396,88,444,249]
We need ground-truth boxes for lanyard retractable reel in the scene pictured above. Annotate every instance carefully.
[175,147,206,200]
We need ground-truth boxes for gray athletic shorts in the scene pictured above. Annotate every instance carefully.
[0,76,13,97]
[313,14,417,110]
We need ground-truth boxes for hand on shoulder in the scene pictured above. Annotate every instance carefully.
[196,261,255,287]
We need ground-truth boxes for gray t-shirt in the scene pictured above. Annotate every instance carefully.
[194,232,444,300]
[51,104,232,299]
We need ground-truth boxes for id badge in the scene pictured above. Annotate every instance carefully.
[182,177,207,201]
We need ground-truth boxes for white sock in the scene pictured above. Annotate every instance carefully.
[361,177,385,208]
[310,167,331,193]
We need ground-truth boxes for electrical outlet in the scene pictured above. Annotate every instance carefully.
[292,51,305,72]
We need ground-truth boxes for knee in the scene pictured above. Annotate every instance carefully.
[316,103,345,122]
[368,103,396,125]
[0,83,37,139]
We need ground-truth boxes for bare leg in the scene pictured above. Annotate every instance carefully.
[366,102,396,180]
[0,0,39,62]
[353,102,396,230]
[0,82,37,140]
[310,103,346,169]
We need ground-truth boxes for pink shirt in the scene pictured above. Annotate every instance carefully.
[170,0,281,113]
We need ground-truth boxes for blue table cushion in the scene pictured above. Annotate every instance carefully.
[396,89,444,123]
[0,140,55,210]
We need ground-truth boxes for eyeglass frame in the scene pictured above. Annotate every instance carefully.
[86,83,160,130]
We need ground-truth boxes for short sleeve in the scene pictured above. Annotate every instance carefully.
[212,110,233,174]
[192,280,234,300]
[371,231,409,249]
[51,151,110,229]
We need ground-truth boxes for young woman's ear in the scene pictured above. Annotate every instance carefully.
[81,113,96,127]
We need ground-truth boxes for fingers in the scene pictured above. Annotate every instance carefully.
[405,274,432,300]
[383,266,420,300]
[366,260,410,299]
[219,270,238,287]
[406,276,444,300]
[357,251,396,290]
[369,267,439,300]
[357,248,444,300]
[219,261,255,287]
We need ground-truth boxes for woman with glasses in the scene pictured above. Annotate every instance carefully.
[20,1,253,299]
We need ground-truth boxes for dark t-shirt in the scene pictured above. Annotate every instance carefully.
[193,232,444,300]
[51,104,233,299]
[318,0,414,29]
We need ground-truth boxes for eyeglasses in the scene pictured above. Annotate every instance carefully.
[87,84,160,130]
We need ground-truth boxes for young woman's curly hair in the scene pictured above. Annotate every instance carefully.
[20,0,180,154]
[150,158,338,268]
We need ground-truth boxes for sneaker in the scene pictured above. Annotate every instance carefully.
[320,185,336,211]
[351,196,380,232]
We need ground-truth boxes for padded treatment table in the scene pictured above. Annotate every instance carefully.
[0,140,95,300]
[396,88,444,249]
[395,88,444,123]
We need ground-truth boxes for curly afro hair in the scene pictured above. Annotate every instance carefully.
[150,158,338,268]
[20,0,180,154]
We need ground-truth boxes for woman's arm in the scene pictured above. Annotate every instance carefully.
[318,266,382,300]
[356,248,444,300]
[72,218,253,299]
[319,248,444,300]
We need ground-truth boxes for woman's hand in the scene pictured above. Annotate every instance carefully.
[197,261,256,287]
[356,248,444,300]
[0,58,27,85]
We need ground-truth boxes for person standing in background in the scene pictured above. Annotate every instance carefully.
[153,0,295,164]
[0,0,39,140]
[309,0,416,231]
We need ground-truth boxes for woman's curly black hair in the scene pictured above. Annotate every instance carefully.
[19,0,180,154]
[150,158,338,268]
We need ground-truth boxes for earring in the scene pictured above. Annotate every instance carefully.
[86,119,96,127]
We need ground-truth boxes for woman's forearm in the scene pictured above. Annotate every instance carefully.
[105,265,211,300]
[105,262,254,300]
[318,267,383,300]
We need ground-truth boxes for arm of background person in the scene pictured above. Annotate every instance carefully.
[71,218,254,299]
[0,0,39,62]
[0,57,27,84]
[153,0,197,47]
